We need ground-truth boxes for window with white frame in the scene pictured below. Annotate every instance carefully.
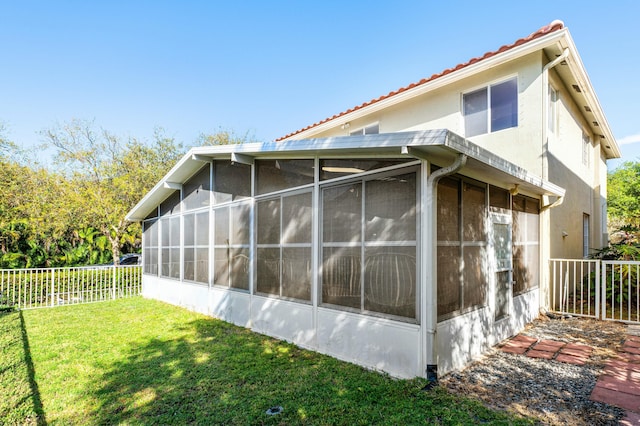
[548,85,558,134]
[463,77,518,137]
[159,192,181,280]
[213,203,250,290]
[211,160,252,290]
[183,211,209,284]
[437,176,488,320]
[142,215,158,275]
[512,195,540,296]
[256,190,313,300]
[349,123,379,136]
[321,167,418,320]
[182,165,211,284]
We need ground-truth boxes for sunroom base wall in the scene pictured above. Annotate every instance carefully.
[142,275,423,379]
[436,288,539,374]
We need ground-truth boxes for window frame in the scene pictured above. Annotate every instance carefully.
[182,208,210,285]
[210,201,252,291]
[159,191,182,280]
[255,188,314,302]
[319,165,420,322]
[436,175,489,321]
[349,122,380,136]
[462,76,519,137]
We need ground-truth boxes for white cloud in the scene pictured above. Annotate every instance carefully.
[618,133,640,146]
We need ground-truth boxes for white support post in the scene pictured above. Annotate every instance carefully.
[595,261,601,320]
[50,268,55,307]
[112,265,117,300]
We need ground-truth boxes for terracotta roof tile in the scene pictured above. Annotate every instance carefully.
[277,20,564,141]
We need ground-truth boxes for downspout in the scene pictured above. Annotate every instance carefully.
[541,195,564,212]
[423,153,467,388]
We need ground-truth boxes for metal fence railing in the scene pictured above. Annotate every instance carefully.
[549,259,600,319]
[601,261,640,323]
[0,265,142,310]
[549,258,640,324]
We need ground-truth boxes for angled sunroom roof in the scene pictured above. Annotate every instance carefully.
[126,130,565,222]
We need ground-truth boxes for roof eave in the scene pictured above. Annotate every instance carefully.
[559,32,621,159]
[126,130,564,222]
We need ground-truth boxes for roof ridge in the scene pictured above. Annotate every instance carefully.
[277,20,565,142]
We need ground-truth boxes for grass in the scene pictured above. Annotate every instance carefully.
[1,297,535,425]
[0,309,44,424]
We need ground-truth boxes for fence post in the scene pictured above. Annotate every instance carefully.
[595,260,600,320]
[601,261,606,320]
[112,265,117,300]
[50,268,55,307]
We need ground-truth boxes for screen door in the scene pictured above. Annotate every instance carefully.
[492,215,512,321]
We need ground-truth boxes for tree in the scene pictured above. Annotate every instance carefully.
[42,120,184,264]
[608,161,640,229]
[195,128,255,146]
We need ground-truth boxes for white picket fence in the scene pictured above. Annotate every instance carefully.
[549,259,640,324]
[0,265,142,310]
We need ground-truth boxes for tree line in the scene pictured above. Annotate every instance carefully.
[2,117,639,267]
[605,160,640,259]
[0,120,248,268]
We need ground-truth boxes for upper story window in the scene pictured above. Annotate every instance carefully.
[350,123,379,136]
[463,77,518,137]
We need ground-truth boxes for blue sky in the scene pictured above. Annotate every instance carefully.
[1,1,639,169]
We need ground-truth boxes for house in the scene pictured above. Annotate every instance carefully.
[126,20,620,380]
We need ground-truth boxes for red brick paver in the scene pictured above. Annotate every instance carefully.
[526,349,555,359]
[532,342,564,352]
[512,334,538,344]
[499,334,592,365]
[555,353,588,365]
[621,411,640,426]
[590,334,640,420]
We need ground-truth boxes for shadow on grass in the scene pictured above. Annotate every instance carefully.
[19,310,47,425]
[0,310,46,425]
[88,312,530,425]
[90,317,319,424]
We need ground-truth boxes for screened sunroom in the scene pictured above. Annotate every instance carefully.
[127,130,564,378]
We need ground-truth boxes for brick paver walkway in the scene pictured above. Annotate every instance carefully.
[500,329,640,424]
[499,334,593,365]
[590,334,640,425]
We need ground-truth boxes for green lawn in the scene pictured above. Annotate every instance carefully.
[2,297,533,425]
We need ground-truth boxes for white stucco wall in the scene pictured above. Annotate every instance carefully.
[546,70,602,258]
[142,275,423,378]
[437,288,539,373]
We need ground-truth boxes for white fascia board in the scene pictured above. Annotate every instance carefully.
[282,30,570,142]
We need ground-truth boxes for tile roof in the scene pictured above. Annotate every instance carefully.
[277,20,565,142]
